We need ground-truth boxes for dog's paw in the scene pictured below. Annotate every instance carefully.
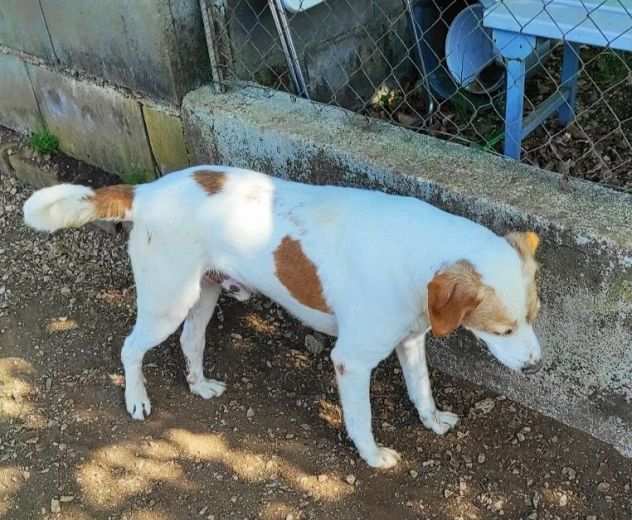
[421,409,459,435]
[362,446,401,469]
[125,384,151,420]
[190,378,226,400]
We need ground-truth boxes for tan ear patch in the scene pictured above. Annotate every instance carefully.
[427,261,482,336]
[274,236,331,314]
[194,170,226,195]
[506,231,541,323]
[506,231,540,257]
[90,185,135,220]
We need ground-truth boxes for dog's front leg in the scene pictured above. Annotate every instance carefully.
[396,331,459,435]
[331,342,401,469]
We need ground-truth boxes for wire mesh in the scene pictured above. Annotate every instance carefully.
[202,0,632,193]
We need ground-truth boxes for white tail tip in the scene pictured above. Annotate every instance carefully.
[23,184,96,232]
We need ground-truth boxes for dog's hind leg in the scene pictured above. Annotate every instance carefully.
[122,310,188,420]
[122,230,204,419]
[180,280,226,399]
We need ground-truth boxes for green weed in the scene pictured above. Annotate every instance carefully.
[30,128,59,155]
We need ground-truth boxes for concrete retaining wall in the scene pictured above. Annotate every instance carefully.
[182,86,632,458]
[0,1,208,176]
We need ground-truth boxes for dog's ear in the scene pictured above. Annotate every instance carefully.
[427,268,481,337]
[506,231,540,257]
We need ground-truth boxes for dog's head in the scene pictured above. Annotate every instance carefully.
[426,231,542,374]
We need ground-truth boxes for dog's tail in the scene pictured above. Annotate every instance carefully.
[23,184,135,232]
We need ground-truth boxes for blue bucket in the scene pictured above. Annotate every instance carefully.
[445,4,504,94]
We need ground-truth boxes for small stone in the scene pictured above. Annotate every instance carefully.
[586,516,597,520]
[59,496,74,503]
[305,334,325,354]
[285,514,295,520]
[51,499,60,513]
[444,488,454,498]
[198,506,208,515]
[562,467,576,480]
[516,432,526,442]
[317,474,328,483]
[60,287,71,296]
[345,474,356,485]
[474,398,495,414]
[230,496,237,503]
[478,453,486,463]
[597,482,610,493]
[559,494,568,507]
[285,433,294,439]
[409,469,418,479]
[246,407,255,418]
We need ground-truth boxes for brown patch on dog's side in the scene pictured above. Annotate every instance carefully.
[506,231,541,323]
[194,170,226,195]
[274,236,331,313]
[90,185,135,220]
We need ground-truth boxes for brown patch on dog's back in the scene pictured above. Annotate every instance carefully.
[90,185,135,220]
[274,236,331,313]
[194,170,226,195]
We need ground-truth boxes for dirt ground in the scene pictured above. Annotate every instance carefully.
[1,129,632,520]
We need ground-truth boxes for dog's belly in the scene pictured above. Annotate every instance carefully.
[283,305,338,337]
[204,270,338,336]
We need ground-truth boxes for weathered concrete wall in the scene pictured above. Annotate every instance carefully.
[28,65,156,175]
[0,1,204,176]
[1,0,209,104]
[228,0,413,107]
[0,53,44,133]
[0,1,56,61]
[183,86,632,458]
[39,0,209,104]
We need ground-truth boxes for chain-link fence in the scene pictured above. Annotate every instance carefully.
[201,0,632,193]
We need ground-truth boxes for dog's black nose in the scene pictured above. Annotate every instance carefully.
[522,359,543,375]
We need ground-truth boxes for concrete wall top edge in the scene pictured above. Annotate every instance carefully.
[183,86,632,254]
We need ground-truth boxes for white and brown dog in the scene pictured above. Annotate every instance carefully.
[23,165,542,468]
